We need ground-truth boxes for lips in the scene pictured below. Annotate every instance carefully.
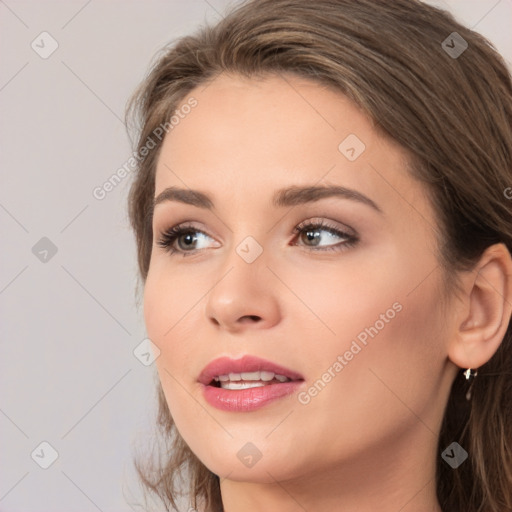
[198,355,305,412]
[198,355,304,386]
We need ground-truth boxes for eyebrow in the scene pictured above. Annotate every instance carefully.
[153,184,382,213]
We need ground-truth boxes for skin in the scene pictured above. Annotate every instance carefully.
[143,73,512,512]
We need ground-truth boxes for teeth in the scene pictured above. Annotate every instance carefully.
[212,370,291,384]
[259,371,275,381]
[241,371,260,381]
[221,381,267,390]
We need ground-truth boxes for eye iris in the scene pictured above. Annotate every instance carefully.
[178,232,197,250]
[303,229,321,246]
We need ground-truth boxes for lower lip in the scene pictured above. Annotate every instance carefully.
[201,381,303,412]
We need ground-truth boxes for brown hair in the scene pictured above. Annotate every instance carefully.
[126,1,512,510]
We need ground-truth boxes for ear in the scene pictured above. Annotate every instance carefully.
[447,243,512,370]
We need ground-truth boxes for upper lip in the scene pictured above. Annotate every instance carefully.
[198,355,304,385]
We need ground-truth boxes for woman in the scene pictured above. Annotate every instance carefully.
[126,0,512,510]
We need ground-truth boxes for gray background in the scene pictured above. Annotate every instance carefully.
[1,1,510,511]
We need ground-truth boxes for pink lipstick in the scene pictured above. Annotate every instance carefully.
[198,355,304,412]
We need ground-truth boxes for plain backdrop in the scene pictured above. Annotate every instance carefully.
[1,1,511,511]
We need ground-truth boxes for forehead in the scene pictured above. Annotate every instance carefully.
[159,73,382,169]
[154,72,423,216]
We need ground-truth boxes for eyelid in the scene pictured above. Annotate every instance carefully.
[293,217,356,237]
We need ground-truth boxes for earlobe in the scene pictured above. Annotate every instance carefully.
[447,243,512,370]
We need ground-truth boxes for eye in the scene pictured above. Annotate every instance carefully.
[292,218,358,252]
[156,218,358,257]
[156,222,218,257]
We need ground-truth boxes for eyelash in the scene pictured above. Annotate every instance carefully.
[156,219,359,257]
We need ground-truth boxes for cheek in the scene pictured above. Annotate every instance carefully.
[143,265,197,403]
[143,260,205,343]
[143,270,205,445]
[298,239,445,374]
[143,261,211,396]
[270,245,408,372]
[297,271,447,458]
[284,248,447,446]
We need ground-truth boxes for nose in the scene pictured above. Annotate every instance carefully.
[204,250,281,333]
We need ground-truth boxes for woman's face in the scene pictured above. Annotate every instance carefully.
[144,73,459,485]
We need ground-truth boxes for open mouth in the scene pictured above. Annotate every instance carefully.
[199,357,304,411]
[209,371,294,390]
